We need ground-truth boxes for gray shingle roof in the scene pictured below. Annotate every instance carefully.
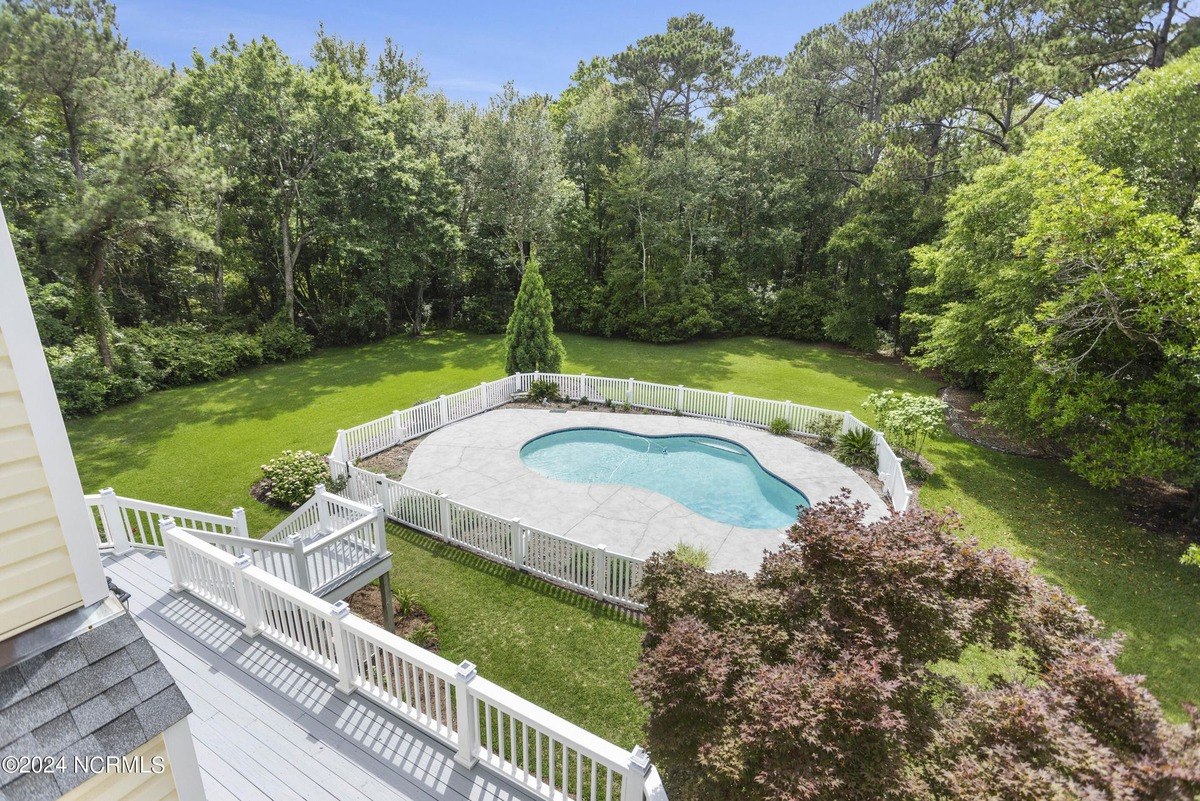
[0,608,190,799]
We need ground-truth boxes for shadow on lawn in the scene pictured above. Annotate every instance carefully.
[68,331,507,480]
[924,437,1200,715]
[389,523,646,628]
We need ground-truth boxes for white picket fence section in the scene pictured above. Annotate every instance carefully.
[325,372,913,611]
[335,462,647,611]
[87,486,386,595]
[164,526,665,801]
[329,372,912,514]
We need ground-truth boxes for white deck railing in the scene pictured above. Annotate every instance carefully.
[89,487,386,595]
[164,526,664,801]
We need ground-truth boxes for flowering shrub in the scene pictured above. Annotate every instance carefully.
[260,450,332,508]
[863,390,945,460]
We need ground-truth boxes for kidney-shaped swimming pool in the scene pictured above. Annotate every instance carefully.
[519,427,809,529]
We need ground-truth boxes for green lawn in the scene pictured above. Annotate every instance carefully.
[66,332,1200,742]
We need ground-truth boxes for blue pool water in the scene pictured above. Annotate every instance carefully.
[519,428,809,529]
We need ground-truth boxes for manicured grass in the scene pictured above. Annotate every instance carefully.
[66,332,1200,738]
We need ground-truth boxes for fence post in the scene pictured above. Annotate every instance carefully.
[784,400,793,429]
[161,518,182,591]
[392,410,404,443]
[841,410,853,434]
[99,488,131,553]
[287,534,311,592]
[453,661,479,768]
[314,483,329,533]
[510,518,524,569]
[725,391,734,422]
[232,507,249,540]
[626,377,634,406]
[438,493,452,542]
[372,502,387,556]
[621,746,651,801]
[676,384,684,412]
[231,555,260,636]
[331,601,355,693]
[593,545,608,599]
[373,470,389,510]
[334,430,347,463]
[579,373,587,401]
[438,394,449,426]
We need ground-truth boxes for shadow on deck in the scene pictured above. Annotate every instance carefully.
[104,549,535,801]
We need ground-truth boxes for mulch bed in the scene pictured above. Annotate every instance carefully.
[357,437,423,480]
[346,584,441,653]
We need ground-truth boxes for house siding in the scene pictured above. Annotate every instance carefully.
[0,329,83,639]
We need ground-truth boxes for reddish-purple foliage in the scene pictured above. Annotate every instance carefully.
[633,496,1200,801]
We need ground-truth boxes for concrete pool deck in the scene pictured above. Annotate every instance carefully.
[401,408,889,574]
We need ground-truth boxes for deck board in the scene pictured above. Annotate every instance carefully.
[103,549,537,801]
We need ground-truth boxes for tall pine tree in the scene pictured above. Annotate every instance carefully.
[504,256,565,373]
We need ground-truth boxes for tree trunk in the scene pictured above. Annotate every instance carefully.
[280,204,296,323]
[212,193,225,314]
[1149,0,1180,69]
[1188,481,1200,529]
[87,239,113,370]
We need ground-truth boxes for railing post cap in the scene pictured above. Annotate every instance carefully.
[232,506,245,515]
[511,517,520,524]
[456,660,477,681]
[314,483,326,492]
[330,600,350,618]
[160,517,176,530]
[233,555,252,569]
[629,745,651,772]
[597,543,608,552]
[393,409,402,415]
[287,533,303,544]
[337,428,346,434]
[99,487,116,497]
[439,393,447,399]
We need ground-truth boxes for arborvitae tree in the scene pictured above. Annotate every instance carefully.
[504,256,565,373]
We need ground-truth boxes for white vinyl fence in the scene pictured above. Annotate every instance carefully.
[330,372,911,513]
[327,372,913,610]
[335,462,647,610]
[165,526,666,801]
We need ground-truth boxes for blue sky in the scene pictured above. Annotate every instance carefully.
[117,1,863,104]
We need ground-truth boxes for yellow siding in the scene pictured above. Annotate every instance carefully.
[0,328,82,639]
[59,734,180,801]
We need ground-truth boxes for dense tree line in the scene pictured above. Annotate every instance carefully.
[1,0,1196,510]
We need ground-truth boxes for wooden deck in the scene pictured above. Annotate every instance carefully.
[103,549,537,801]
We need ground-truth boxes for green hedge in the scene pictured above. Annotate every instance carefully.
[48,321,314,417]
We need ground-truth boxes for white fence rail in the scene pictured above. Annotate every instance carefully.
[86,489,244,552]
[90,486,385,595]
[164,527,662,801]
[335,462,648,611]
[329,372,912,513]
[325,372,913,610]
